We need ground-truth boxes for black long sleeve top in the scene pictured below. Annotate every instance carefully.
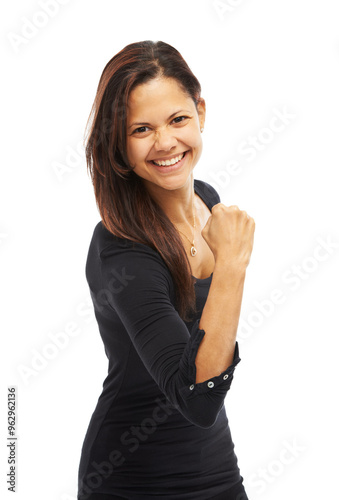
[77,179,243,500]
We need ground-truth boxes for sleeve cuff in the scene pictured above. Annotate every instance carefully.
[178,318,241,400]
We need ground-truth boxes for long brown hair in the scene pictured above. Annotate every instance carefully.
[84,40,202,322]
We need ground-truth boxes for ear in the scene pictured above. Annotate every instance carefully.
[196,97,206,129]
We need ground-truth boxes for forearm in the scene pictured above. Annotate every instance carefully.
[195,260,247,383]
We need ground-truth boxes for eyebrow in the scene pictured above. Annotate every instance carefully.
[128,110,191,130]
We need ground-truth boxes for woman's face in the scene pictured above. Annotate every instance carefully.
[125,76,205,191]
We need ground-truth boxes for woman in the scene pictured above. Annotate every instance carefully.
[77,40,255,500]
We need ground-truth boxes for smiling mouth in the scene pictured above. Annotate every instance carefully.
[150,151,188,167]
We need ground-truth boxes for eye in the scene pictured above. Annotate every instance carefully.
[132,126,150,134]
[131,116,190,135]
[172,115,189,124]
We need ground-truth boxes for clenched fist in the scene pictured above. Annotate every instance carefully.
[201,204,255,269]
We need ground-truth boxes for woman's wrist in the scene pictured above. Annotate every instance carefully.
[214,256,247,278]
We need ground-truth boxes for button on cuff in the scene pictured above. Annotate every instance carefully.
[178,321,241,399]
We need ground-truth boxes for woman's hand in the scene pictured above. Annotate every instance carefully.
[201,203,255,269]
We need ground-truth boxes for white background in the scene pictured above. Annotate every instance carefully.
[1,1,339,498]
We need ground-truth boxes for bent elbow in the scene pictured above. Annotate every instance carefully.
[187,409,221,429]
[174,397,224,429]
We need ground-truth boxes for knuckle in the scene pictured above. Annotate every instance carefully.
[228,205,239,212]
[211,202,222,211]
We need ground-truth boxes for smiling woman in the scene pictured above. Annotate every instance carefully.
[77,40,252,500]
[125,76,204,183]
[83,40,208,320]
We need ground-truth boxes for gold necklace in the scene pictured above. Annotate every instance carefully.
[175,192,197,257]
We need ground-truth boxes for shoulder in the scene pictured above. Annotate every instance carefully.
[87,221,172,285]
[194,178,221,207]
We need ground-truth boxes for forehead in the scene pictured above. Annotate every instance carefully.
[127,77,193,117]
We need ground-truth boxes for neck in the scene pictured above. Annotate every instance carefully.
[143,176,197,227]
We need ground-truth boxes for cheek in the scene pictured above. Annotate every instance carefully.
[181,126,201,148]
[126,140,139,160]
[127,141,151,164]
[185,133,202,151]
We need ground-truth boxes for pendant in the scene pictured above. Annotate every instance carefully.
[190,246,197,257]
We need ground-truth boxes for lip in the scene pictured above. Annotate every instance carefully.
[150,151,188,162]
[149,150,189,173]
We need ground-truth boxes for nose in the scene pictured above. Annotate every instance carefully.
[153,128,178,152]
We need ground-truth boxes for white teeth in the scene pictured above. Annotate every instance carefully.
[153,152,184,166]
